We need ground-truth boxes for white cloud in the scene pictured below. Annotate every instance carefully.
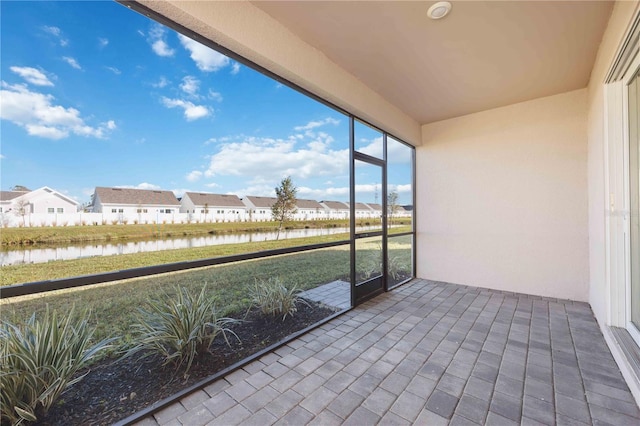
[42,25,61,37]
[105,66,121,75]
[10,66,54,86]
[392,184,412,193]
[186,170,203,182]
[180,76,200,96]
[297,186,350,200]
[152,76,169,88]
[231,62,241,75]
[161,97,210,121]
[208,89,223,102]
[294,117,340,132]
[0,81,115,140]
[98,37,109,48]
[205,182,219,188]
[152,40,174,57]
[0,154,5,160]
[202,134,348,183]
[42,25,68,46]
[62,56,82,70]
[178,34,229,72]
[148,25,174,57]
[117,183,162,191]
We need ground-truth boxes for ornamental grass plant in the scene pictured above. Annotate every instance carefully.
[250,277,310,321]
[0,307,115,425]
[124,285,239,375]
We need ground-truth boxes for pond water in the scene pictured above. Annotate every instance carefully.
[0,226,367,266]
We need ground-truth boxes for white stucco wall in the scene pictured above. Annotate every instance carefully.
[416,89,589,301]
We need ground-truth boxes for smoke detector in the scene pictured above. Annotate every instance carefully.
[428,2,452,20]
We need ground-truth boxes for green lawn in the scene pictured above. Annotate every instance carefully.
[0,245,353,342]
[0,219,354,246]
[0,233,351,286]
[1,237,413,352]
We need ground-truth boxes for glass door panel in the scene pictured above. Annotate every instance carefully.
[353,157,385,303]
[387,234,413,288]
[356,236,383,285]
[387,137,414,234]
[354,160,383,233]
[629,69,640,330]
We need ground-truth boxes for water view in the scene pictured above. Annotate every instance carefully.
[0,226,373,266]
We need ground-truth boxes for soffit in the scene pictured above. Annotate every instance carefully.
[252,1,613,124]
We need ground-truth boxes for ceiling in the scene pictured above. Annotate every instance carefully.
[252,1,613,125]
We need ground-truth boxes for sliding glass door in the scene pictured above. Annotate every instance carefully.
[628,63,640,337]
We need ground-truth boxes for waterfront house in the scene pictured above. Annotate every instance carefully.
[294,198,325,220]
[320,200,349,219]
[180,192,247,222]
[0,187,79,226]
[91,187,180,223]
[242,196,277,222]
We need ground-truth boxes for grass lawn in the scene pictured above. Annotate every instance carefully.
[1,219,411,246]
[1,238,413,353]
[0,219,355,246]
[0,233,352,286]
[0,245,353,342]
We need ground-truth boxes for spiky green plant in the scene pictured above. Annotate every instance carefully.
[388,254,411,280]
[250,277,310,321]
[125,286,239,374]
[0,307,115,425]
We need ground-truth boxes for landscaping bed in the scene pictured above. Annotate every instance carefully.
[36,302,336,426]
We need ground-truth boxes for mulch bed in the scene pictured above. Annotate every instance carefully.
[36,302,337,426]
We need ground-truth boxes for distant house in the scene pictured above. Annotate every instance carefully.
[366,203,383,218]
[320,201,349,219]
[1,187,78,215]
[295,199,325,220]
[180,192,247,222]
[242,196,277,221]
[91,187,180,222]
[0,187,79,226]
[350,202,375,218]
[0,191,27,215]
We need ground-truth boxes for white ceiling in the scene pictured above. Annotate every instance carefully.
[252,1,613,124]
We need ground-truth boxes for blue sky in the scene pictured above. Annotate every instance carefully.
[1,1,412,205]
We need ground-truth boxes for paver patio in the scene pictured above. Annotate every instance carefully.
[134,279,640,425]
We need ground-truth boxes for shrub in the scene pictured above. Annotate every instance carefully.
[250,277,310,321]
[125,286,239,375]
[388,255,411,280]
[0,308,115,425]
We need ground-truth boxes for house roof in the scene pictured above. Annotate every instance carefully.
[0,191,27,202]
[296,199,323,209]
[185,192,245,208]
[320,201,349,210]
[367,203,382,211]
[94,187,180,206]
[244,196,277,208]
[347,202,372,211]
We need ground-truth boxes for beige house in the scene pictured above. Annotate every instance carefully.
[0,187,79,226]
[91,187,180,223]
[295,199,325,220]
[136,0,640,404]
[180,192,247,222]
[242,196,277,222]
[320,200,350,219]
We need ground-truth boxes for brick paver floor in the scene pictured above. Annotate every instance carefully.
[134,279,640,425]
